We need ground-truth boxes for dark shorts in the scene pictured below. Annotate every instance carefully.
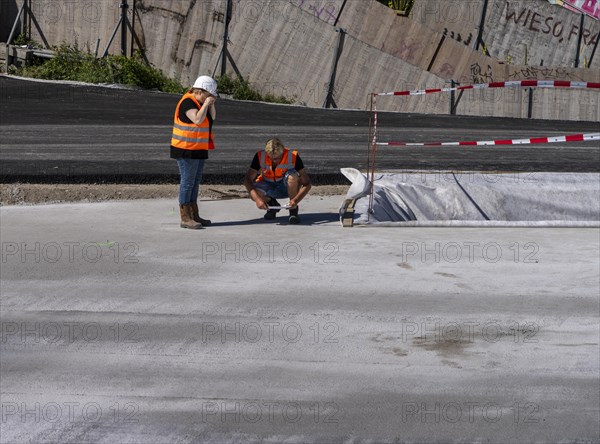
[253,169,299,199]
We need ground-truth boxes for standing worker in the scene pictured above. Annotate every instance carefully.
[244,138,312,224]
[170,75,218,229]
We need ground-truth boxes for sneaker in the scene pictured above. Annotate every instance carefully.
[264,199,280,220]
[288,207,300,224]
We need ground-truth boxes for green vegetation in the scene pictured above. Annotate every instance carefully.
[215,74,294,104]
[12,31,42,48]
[13,41,295,103]
[377,0,415,15]
[15,43,186,94]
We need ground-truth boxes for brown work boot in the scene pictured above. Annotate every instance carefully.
[191,202,212,226]
[180,204,202,229]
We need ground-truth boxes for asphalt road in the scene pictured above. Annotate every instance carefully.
[1,76,599,184]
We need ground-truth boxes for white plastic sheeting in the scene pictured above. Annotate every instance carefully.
[341,168,600,227]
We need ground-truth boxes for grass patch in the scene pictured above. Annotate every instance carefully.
[377,0,415,14]
[215,73,295,104]
[15,43,186,94]
[13,42,296,103]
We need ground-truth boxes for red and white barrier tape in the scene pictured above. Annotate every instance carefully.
[376,133,600,147]
[376,80,600,97]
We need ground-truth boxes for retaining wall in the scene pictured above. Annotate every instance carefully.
[411,0,600,69]
[2,0,598,120]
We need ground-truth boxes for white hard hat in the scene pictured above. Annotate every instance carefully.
[193,75,219,97]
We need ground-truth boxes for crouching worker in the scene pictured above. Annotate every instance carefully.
[244,138,312,224]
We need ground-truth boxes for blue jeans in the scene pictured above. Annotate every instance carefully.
[176,158,205,204]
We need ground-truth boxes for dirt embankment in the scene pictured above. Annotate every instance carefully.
[0,184,349,206]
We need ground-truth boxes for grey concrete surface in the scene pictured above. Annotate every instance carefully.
[1,195,599,443]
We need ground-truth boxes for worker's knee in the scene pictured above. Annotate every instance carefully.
[285,169,300,185]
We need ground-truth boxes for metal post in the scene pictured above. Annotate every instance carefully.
[368,93,378,218]
[94,38,101,58]
[527,88,533,119]
[120,0,128,56]
[324,28,345,108]
[24,0,30,39]
[427,34,446,72]
[221,0,232,77]
[475,0,489,51]
[130,0,136,56]
[589,27,599,67]
[102,16,123,57]
[5,2,26,73]
[574,13,584,67]
[333,0,347,27]
[450,80,456,115]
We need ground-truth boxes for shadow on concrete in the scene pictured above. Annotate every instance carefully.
[210,212,340,227]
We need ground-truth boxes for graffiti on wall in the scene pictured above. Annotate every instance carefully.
[437,62,456,78]
[294,0,339,24]
[507,66,584,80]
[470,62,494,83]
[393,40,423,62]
[505,2,599,46]
[469,62,585,84]
[443,28,474,46]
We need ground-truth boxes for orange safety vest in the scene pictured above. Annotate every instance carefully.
[257,148,297,182]
[171,92,215,151]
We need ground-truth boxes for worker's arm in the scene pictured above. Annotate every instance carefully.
[185,96,216,124]
[288,169,312,208]
[244,168,269,210]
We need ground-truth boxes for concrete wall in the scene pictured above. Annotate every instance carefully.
[6,0,132,54]
[328,0,600,118]
[132,0,224,85]
[337,0,599,82]
[484,0,599,68]
[411,0,600,69]
[411,0,483,47]
[2,0,598,120]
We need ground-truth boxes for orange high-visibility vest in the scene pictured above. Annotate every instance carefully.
[257,148,297,182]
[171,92,215,151]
